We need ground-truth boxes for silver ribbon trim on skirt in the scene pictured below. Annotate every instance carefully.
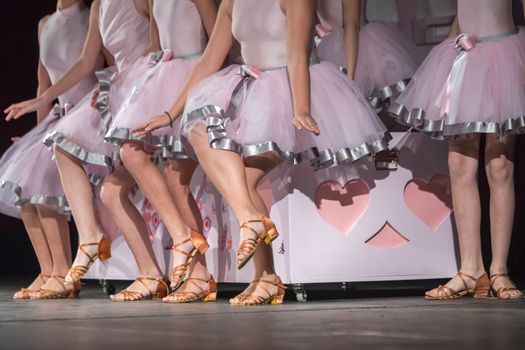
[43,131,114,170]
[0,179,70,214]
[0,104,72,215]
[184,64,391,170]
[339,66,411,109]
[388,28,524,139]
[95,67,118,133]
[104,50,202,159]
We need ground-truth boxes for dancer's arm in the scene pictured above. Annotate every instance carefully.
[138,0,160,55]
[193,0,219,37]
[10,15,52,143]
[342,0,360,79]
[133,0,232,136]
[5,0,104,120]
[36,15,53,123]
[283,0,320,135]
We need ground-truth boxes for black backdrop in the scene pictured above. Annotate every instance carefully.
[0,1,524,281]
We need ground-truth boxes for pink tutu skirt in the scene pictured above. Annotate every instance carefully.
[0,107,69,218]
[389,28,525,139]
[44,62,147,172]
[105,52,199,158]
[181,62,390,169]
[317,21,422,106]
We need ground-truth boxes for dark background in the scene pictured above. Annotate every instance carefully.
[0,1,524,283]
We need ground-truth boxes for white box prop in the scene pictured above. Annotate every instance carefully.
[85,132,458,288]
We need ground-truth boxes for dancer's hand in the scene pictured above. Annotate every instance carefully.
[132,114,171,137]
[11,136,22,143]
[90,87,100,108]
[292,112,320,135]
[4,96,48,121]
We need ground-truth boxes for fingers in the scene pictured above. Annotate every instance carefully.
[5,102,34,121]
[291,118,303,130]
[305,118,320,136]
[3,104,14,114]
[131,123,150,137]
[12,107,29,120]
[4,105,18,121]
[5,108,22,121]
[293,117,320,136]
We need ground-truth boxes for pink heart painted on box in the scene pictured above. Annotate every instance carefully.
[314,179,370,236]
[365,222,409,248]
[404,174,453,231]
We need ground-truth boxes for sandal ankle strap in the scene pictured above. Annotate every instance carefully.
[136,276,168,295]
[47,275,68,293]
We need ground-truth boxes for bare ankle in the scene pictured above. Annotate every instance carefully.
[489,266,508,275]
[238,211,262,224]
[40,270,53,277]
[459,263,485,276]
[139,269,163,278]
[52,267,69,277]
[78,231,103,244]
[255,271,277,280]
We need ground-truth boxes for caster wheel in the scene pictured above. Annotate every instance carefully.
[293,284,307,303]
[99,280,116,295]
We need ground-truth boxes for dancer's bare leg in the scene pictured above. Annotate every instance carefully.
[14,205,53,296]
[188,126,280,302]
[231,156,281,301]
[426,135,486,298]
[187,126,265,236]
[34,207,72,292]
[100,165,164,300]
[484,135,521,298]
[54,147,106,276]
[120,144,193,239]
[161,159,212,300]
[120,143,205,289]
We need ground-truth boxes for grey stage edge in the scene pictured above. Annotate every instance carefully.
[1,280,524,350]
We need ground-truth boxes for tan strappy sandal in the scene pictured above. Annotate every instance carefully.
[169,229,209,290]
[230,276,286,306]
[237,216,279,269]
[66,235,111,284]
[29,275,81,299]
[489,274,523,300]
[425,272,490,300]
[163,275,217,303]
[13,274,50,300]
[110,276,169,302]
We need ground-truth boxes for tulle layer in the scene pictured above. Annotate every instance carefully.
[105,55,198,158]
[317,21,421,105]
[181,63,390,169]
[43,63,147,171]
[388,29,525,139]
[44,93,116,171]
[0,110,69,218]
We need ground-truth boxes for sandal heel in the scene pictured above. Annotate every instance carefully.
[152,280,169,301]
[270,282,286,304]
[473,273,490,299]
[190,230,209,255]
[202,291,217,302]
[98,236,112,261]
[66,281,81,298]
[203,276,218,302]
[262,217,279,245]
